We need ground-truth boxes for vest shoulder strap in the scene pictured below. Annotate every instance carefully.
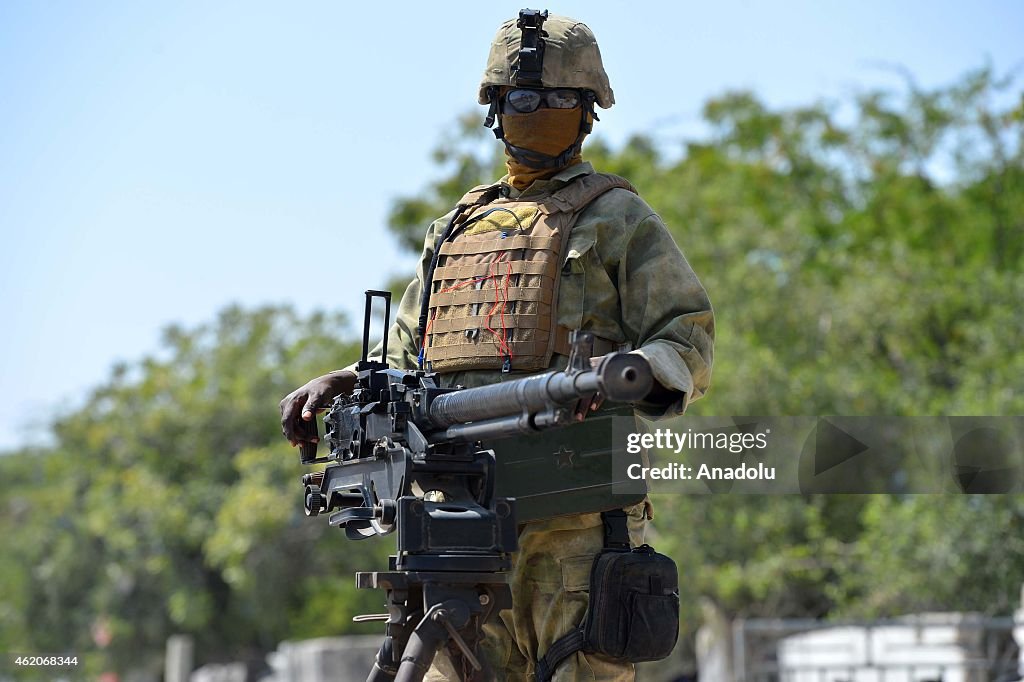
[540,172,637,214]
[456,182,503,207]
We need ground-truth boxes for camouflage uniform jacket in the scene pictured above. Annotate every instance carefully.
[377,161,714,417]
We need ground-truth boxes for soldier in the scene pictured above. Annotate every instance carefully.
[280,10,713,681]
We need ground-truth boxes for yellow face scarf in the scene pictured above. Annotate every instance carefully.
[501,107,587,190]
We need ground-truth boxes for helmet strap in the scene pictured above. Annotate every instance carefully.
[483,86,500,130]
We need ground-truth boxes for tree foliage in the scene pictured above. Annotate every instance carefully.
[1,306,390,676]
[1,66,1022,674]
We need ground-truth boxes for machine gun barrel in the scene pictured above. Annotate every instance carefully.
[427,352,652,439]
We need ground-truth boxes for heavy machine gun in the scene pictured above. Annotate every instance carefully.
[297,290,653,681]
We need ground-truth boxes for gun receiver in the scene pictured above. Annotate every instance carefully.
[301,291,652,537]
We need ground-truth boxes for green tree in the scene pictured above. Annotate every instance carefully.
[1,306,391,675]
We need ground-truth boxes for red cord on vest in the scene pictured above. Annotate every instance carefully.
[484,253,514,359]
[424,251,516,360]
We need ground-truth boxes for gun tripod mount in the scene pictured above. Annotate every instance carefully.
[298,290,654,681]
[357,503,516,682]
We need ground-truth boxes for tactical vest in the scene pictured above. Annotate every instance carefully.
[422,172,636,373]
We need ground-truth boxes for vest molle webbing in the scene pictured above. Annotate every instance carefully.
[423,173,635,373]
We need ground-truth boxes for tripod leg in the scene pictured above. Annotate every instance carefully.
[366,636,398,682]
[395,601,475,682]
[363,578,418,682]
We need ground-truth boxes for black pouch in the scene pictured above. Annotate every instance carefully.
[585,544,680,661]
[535,510,680,681]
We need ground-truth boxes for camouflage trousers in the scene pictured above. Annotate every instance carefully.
[425,501,648,682]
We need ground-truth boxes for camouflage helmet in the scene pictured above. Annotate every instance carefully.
[478,12,614,109]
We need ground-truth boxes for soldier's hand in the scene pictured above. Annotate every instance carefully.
[588,355,607,412]
[279,370,357,446]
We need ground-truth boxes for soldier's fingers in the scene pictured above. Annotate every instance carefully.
[282,416,296,442]
[299,398,321,444]
[301,394,321,420]
[294,415,319,444]
[282,395,308,441]
[303,386,334,420]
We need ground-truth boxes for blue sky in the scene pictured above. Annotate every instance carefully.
[1,1,1022,450]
